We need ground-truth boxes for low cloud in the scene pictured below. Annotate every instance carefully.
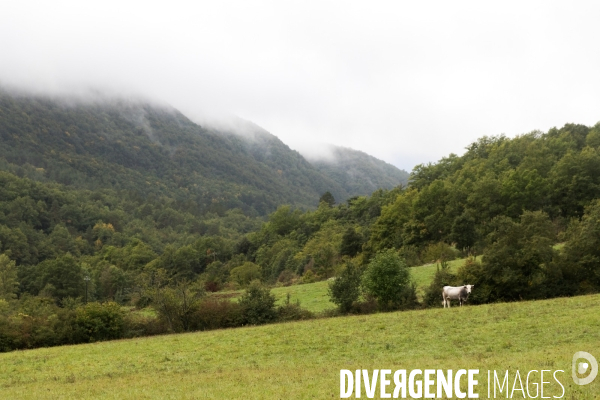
[2,2,600,173]
[291,142,338,163]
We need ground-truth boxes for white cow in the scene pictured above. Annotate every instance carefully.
[442,285,474,308]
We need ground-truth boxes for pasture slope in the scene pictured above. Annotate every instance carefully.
[224,258,467,313]
[1,294,599,399]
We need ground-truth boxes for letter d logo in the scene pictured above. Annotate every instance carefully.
[572,351,598,385]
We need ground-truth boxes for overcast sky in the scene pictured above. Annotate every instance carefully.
[2,1,600,172]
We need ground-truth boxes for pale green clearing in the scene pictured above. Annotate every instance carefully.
[219,257,472,314]
[282,256,473,311]
[1,294,599,399]
[212,280,333,313]
[271,280,332,312]
[410,257,466,288]
[410,257,480,300]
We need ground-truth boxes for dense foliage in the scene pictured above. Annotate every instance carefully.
[361,249,415,310]
[327,261,362,313]
[0,90,406,216]
[367,124,600,256]
[1,89,600,351]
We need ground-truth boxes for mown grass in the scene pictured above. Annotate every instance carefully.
[1,294,599,399]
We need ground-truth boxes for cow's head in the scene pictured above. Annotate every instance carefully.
[463,284,474,294]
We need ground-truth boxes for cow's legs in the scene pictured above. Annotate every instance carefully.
[445,297,450,308]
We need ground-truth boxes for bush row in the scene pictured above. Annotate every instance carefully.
[0,284,315,353]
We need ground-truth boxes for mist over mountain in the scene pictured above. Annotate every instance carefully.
[205,117,409,196]
[0,89,406,215]
[301,145,409,195]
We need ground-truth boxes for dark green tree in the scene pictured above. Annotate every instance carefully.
[37,253,84,301]
[319,191,336,207]
[340,227,363,257]
[559,200,600,294]
[0,254,18,300]
[238,281,277,325]
[362,249,413,310]
[450,210,477,253]
[458,211,556,302]
[327,261,362,313]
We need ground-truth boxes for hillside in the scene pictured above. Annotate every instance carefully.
[307,145,409,196]
[0,90,350,216]
[1,294,598,398]
[207,118,410,200]
[0,90,410,215]
[218,257,468,313]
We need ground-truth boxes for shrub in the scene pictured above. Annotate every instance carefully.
[455,257,490,304]
[395,284,419,311]
[301,270,316,284]
[362,249,413,310]
[277,296,313,322]
[277,270,297,286]
[191,298,243,330]
[204,280,221,292]
[238,282,277,325]
[350,297,379,314]
[151,282,205,332]
[123,311,168,338]
[72,302,125,342]
[328,261,362,313]
[397,245,422,267]
[230,262,262,286]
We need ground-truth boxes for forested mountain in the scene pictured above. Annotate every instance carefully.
[0,90,351,216]
[306,145,409,195]
[0,88,410,302]
[0,90,409,216]
[204,117,409,200]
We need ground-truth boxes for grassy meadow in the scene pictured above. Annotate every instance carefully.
[214,280,333,313]
[218,257,468,314]
[271,280,332,312]
[1,294,599,399]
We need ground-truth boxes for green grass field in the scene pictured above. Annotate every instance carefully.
[271,280,332,312]
[219,257,469,314]
[213,280,333,313]
[1,294,599,399]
